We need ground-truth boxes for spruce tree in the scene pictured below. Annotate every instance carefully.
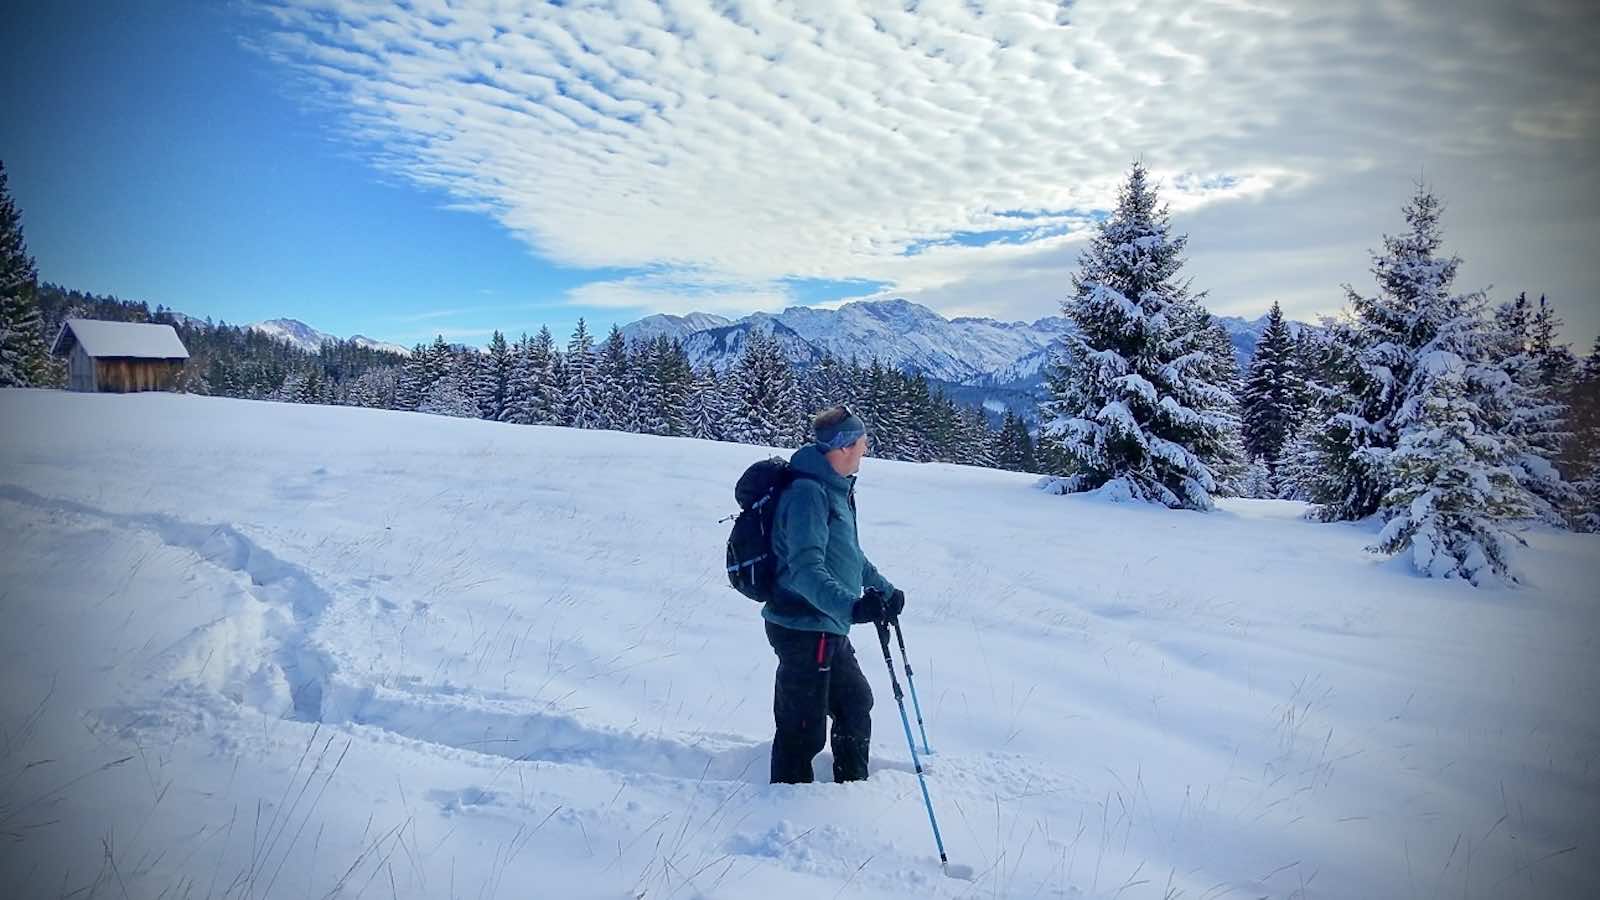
[1040,162,1234,509]
[564,318,601,429]
[898,373,934,463]
[1371,300,1530,584]
[858,360,897,458]
[423,335,452,392]
[394,344,425,410]
[685,363,725,442]
[597,325,632,431]
[1241,302,1303,474]
[476,330,512,421]
[995,411,1037,472]
[727,329,800,447]
[1490,293,1577,525]
[1572,445,1600,533]
[1193,309,1247,494]
[0,162,49,388]
[1240,457,1274,499]
[959,405,998,468]
[500,333,535,424]
[656,337,693,437]
[418,376,479,418]
[631,337,665,435]
[1279,319,1361,502]
[529,326,563,425]
[927,392,961,464]
[1306,187,1476,522]
[1564,340,1600,529]
[1530,296,1578,392]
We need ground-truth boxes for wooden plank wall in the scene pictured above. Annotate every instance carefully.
[92,359,183,393]
[68,344,96,392]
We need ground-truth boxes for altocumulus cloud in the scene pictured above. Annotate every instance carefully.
[252,0,1600,333]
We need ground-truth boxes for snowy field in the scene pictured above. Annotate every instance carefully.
[1,388,1596,900]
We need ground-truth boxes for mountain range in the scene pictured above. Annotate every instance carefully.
[621,298,1303,388]
[243,301,1306,422]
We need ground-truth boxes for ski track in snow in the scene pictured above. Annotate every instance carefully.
[0,484,789,786]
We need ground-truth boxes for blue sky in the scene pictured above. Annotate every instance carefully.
[4,1,1597,349]
[3,2,663,345]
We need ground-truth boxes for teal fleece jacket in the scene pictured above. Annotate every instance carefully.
[763,444,896,636]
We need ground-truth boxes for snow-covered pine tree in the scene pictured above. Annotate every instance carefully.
[418,374,480,418]
[837,355,866,413]
[400,337,451,410]
[0,162,49,388]
[685,363,724,442]
[898,373,933,463]
[1305,187,1473,522]
[1572,444,1600,533]
[801,351,857,423]
[994,411,1036,473]
[630,337,665,435]
[597,325,632,431]
[727,329,800,448]
[394,343,426,410]
[499,333,532,424]
[1241,302,1303,476]
[452,347,479,412]
[301,367,332,405]
[959,405,997,468]
[1563,340,1600,530]
[1371,299,1531,585]
[348,366,397,409]
[204,356,240,400]
[563,318,601,429]
[617,345,647,435]
[1239,456,1273,499]
[1192,308,1247,495]
[530,326,563,425]
[1277,319,1359,501]
[1489,293,1577,525]
[423,335,453,392]
[1039,162,1234,510]
[799,351,833,418]
[475,330,512,421]
[1530,296,1579,393]
[270,371,306,404]
[857,360,896,458]
[656,337,693,437]
[925,392,961,464]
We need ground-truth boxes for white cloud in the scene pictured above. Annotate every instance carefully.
[566,271,795,316]
[254,0,1600,340]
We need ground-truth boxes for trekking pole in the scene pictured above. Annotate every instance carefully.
[873,619,972,881]
[889,616,932,755]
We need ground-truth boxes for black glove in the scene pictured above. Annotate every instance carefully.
[851,591,885,624]
[851,588,906,624]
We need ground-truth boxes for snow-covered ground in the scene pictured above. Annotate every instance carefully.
[1,388,1596,899]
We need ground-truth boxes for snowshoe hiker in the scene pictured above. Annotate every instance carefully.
[763,405,906,784]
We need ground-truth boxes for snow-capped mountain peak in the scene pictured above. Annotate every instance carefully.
[619,312,733,345]
[249,319,410,356]
[249,318,339,353]
[350,335,413,356]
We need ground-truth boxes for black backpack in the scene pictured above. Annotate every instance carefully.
[725,458,813,602]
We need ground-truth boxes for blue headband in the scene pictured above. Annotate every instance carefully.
[816,413,867,451]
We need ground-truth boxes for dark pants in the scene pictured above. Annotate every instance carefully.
[766,621,874,784]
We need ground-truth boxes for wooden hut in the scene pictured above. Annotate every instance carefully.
[51,319,190,393]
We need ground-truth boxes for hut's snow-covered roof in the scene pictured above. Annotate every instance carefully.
[52,319,190,360]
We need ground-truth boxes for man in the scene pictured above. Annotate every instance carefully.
[765,405,907,784]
